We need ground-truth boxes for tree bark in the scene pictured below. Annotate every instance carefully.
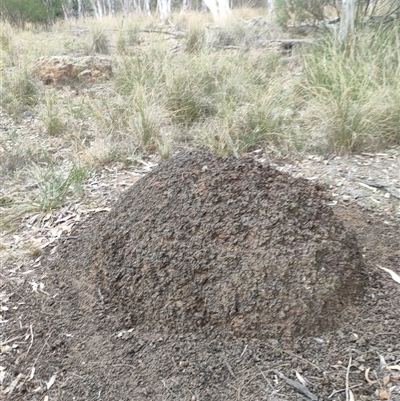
[158,0,171,22]
[339,0,355,42]
[203,0,231,21]
[142,0,151,15]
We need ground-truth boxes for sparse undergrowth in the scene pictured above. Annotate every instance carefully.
[1,11,400,223]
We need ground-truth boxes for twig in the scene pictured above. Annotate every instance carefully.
[0,335,25,346]
[274,370,319,401]
[240,344,248,357]
[112,363,136,369]
[140,29,185,37]
[281,349,322,371]
[328,383,363,398]
[21,330,53,389]
[346,355,352,401]
[31,330,53,369]
[25,324,34,357]
[224,358,236,378]
[257,366,275,391]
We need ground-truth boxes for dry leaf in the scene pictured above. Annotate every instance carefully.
[3,373,24,394]
[1,345,12,354]
[365,367,377,384]
[379,389,389,400]
[46,374,56,390]
[382,375,391,386]
[0,293,13,303]
[30,281,39,292]
[378,266,400,284]
[28,367,35,381]
[0,370,5,385]
[379,355,387,371]
[295,370,308,386]
[387,365,400,371]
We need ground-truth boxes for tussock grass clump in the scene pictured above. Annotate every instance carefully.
[40,90,67,136]
[300,24,400,152]
[184,21,206,53]
[0,22,15,68]
[112,40,299,155]
[0,133,51,178]
[114,49,167,94]
[0,162,90,226]
[0,69,40,116]
[89,26,110,54]
[164,56,221,124]
[26,163,88,212]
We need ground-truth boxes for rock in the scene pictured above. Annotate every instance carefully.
[89,151,367,339]
[31,56,112,86]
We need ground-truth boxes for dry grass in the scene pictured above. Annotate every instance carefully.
[1,11,399,223]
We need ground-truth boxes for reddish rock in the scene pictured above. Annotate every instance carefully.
[31,56,112,85]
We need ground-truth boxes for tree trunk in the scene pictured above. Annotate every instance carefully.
[339,0,355,42]
[89,0,98,17]
[267,0,274,16]
[203,0,231,21]
[77,0,83,18]
[182,0,191,12]
[142,0,151,15]
[217,0,230,20]
[97,0,104,17]
[158,0,171,22]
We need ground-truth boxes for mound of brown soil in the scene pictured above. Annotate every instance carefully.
[91,151,366,338]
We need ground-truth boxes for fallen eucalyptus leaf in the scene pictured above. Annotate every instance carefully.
[46,374,57,390]
[378,266,400,284]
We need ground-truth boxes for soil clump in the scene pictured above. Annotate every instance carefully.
[91,150,366,338]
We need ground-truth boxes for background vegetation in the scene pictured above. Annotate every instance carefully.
[1,2,399,223]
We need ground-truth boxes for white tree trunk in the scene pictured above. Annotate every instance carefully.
[121,0,129,15]
[203,0,231,21]
[203,0,218,21]
[142,0,151,15]
[89,0,102,17]
[77,0,83,18]
[158,0,171,22]
[181,0,191,12]
[267,0,274,16]
[97,0,104,17]
[217,0,230,20]
[106,0,115,16]
[339,0,355,42]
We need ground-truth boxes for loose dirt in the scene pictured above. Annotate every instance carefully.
[2,152,400,401]
[93,151,366,338]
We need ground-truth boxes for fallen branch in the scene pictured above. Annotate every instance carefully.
[328,383,363,398]
[224,358,236,378]
[274,369,320,401]
[346,356,352,401]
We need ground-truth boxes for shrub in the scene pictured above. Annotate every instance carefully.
[0,0,64,28]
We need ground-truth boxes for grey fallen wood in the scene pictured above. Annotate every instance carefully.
[274,369,320,401]
[361,181,400,200]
